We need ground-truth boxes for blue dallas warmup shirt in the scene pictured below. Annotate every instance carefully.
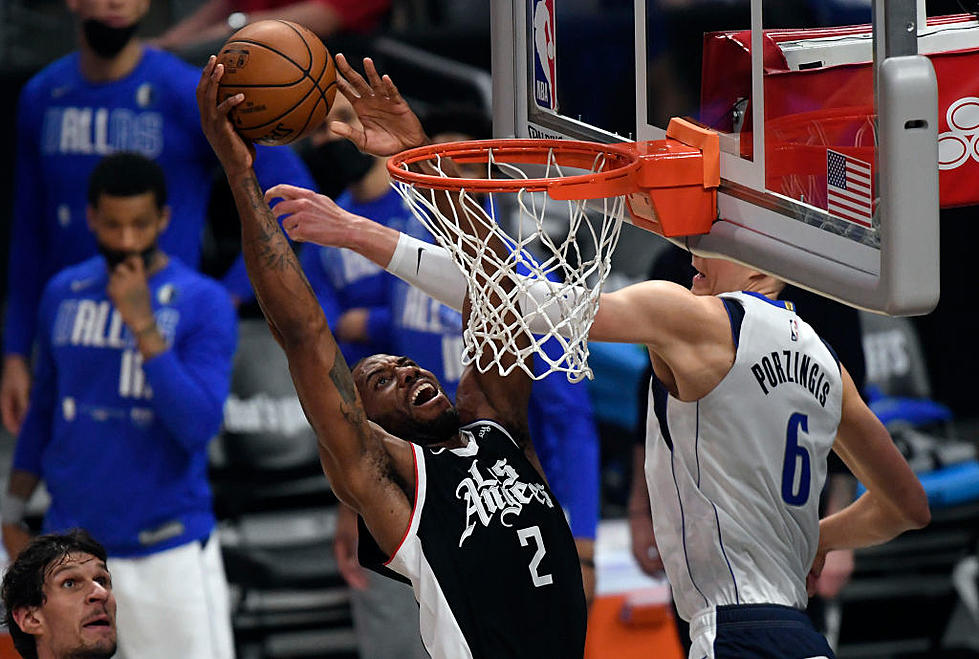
[300,189,403,368]
[12,256,236,557]
[5,47,315,358]
[302,188,599,539]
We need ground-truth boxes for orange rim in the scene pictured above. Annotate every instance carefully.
[387,138,641,198]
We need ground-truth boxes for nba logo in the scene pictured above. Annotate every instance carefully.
[532,0,557,111]
[223,48,249,71]
[790,319,799,341]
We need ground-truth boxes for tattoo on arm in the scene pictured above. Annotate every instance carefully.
[329,345,366,427]
[242,175,315,291]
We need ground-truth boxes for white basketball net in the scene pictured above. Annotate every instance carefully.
[391,147,626,382]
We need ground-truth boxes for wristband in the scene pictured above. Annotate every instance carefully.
[1,494,27,525]
[387,233,467,312]
[387,232,586,338]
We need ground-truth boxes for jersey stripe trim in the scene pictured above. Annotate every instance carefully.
[665,402,709,608]
[410,539,475,658]
[742,290,793,310]
[695,402,741,604]
[820,337,841,373]
[711,500,740,604]
[721,298,745,349]
[650,375,674,452]
[385,443,424,567]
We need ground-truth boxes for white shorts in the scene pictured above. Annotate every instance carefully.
[108,536,234,659]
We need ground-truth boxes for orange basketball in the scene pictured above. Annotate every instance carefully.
[217,20,337,145]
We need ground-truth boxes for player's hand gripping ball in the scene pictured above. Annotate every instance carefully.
[217,20,337,145]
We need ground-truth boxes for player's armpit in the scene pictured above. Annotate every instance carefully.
[351,431,418,557]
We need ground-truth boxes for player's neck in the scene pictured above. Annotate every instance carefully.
[78,38,143,83]
[428,432,467,450]
[348,159,390,204]
[747,281,782,299]
[732,274,782,300]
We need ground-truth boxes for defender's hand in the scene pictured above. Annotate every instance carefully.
[333,503,369,591]
[107,257,155,335]
[2,522,32,561]
[813,548,854,598]
[331,54,427,156]
[196,56,256,177]
[576,537,596,608]
[266,184,363,249]
[629,511,665,576]
[1,355,31,435]
[807,549,828,597]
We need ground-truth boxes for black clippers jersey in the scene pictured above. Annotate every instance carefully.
[361,419,587,659]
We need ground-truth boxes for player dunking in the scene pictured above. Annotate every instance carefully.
[271,55,931,659]
[196,57,586,659]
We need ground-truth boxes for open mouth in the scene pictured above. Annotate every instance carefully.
[410,382,440,407]
[82,615,112,628]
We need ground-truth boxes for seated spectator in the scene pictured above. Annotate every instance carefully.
[2,529,117,659]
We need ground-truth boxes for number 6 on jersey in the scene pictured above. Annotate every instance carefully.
[782,412,812,506]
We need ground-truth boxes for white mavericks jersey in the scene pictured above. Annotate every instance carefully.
[645,291,843,623]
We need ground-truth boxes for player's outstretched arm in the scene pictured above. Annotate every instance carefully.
[197,57,413,553]
[268,183,469,311]
[817,365,930,553]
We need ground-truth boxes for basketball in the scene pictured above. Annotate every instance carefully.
[216,20,337,145]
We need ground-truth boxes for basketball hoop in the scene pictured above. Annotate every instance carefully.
[387,121,719,382]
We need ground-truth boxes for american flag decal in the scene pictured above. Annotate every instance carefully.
[826,149,873,227]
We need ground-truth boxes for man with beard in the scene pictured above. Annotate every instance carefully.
[2,154,237,659]
[0,0,315,436]
[197,57,587,658]
[2,529,117,659]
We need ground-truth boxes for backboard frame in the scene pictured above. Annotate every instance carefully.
[490,0,940,315]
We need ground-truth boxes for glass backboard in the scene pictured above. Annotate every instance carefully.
[491,0,949,315]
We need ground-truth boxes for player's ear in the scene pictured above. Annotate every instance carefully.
[158,206,172,233]
[11,605,43,635]
[86,205,97,232]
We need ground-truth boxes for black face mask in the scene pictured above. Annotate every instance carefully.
[82,18,140,59]
[98,243,157,270]
[301,139,376,199]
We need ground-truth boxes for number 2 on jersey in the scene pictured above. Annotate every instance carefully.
[518,526,553,587]
[781,412,811,506]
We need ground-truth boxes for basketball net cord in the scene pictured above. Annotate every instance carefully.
[392,147,626,382]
